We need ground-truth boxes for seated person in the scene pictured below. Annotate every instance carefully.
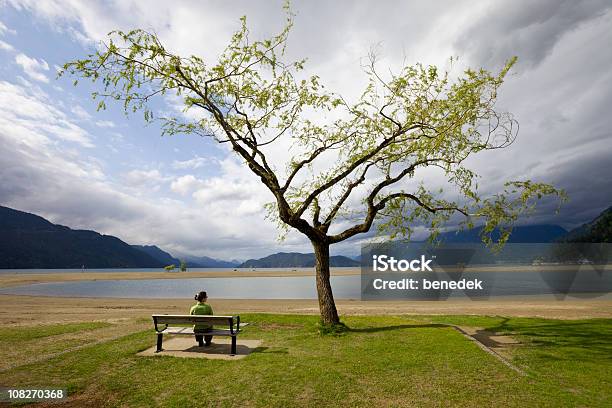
[190,291,213,346]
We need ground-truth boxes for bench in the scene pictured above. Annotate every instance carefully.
[152,314,241,355]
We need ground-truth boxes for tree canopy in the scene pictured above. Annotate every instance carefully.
[62,8,564,324]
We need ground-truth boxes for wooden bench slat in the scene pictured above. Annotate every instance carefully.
[164,328,238,336]
[152,315,235,325]
[164,327,193,334]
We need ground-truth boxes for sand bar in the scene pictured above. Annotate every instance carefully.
[0,268,358,288]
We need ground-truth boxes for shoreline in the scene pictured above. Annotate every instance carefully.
[1,264,609,288]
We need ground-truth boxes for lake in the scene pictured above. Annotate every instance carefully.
[0,271,610,299]
[0,275,358,299]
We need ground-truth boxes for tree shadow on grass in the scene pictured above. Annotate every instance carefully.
[348,323,448,333]
[485,318,612,362]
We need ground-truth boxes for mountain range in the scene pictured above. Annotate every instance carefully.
[130,246,238,268]
[131,245,180,266]
[561,206,611,243]
[239,252,360,268]
[179,254,238,268]
[1,204,609,269]
[432,207,611,244]
[435,224,568,243]
[0,206,161,269]
[0,206,236,269]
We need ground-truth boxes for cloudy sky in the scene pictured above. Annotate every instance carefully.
[0,0,610,260]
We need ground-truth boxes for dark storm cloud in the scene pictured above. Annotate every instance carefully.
[455,0,612,69]
[449,1,612,229]
[549,147,611,225]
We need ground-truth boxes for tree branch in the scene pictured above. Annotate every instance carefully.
[294,124,423,218]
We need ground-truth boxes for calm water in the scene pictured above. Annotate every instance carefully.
[0,272,609,299]
[0,276,359,299]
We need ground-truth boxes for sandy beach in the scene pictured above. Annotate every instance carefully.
[1,294,611,326]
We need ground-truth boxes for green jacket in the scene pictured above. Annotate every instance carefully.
[190,302,213,332]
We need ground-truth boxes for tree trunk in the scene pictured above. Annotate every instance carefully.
[312,239,340,325]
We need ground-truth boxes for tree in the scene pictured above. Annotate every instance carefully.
[62,8,563,326]
[180,260,187,272]
[164,264,176,272]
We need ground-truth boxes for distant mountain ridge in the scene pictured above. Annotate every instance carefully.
[239,252,360,268]
[0,206,162,268]
[131,246,237,268]
[562,206,612,243]
[181,254,238,268]
[436,224,568,243]
[2,204,609,269]
[132,245,180,266]
[433,209,612,244]
[0,206,239,269]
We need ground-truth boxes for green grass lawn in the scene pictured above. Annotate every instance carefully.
[1,315,610,407]
[0,322,111,343]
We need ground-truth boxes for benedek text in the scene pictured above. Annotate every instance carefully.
[372,278,483,290]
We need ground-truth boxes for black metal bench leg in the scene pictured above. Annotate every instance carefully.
[156,333,163,353]
[230,335,237,356]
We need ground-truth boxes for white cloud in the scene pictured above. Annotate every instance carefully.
[192,178,252,204]
[0,39,14,51]
[95,119,115,128]
[0,21,17,35]
[172,156,210,170]
[71,104,91,120]
[170,174,204,195]
[124,168,170,186]
[15,53,50,83]
[191,157,272,217]
[0,80,93,147]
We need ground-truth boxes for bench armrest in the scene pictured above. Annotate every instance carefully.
[152,316,168,333]
[230,315,240,335]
